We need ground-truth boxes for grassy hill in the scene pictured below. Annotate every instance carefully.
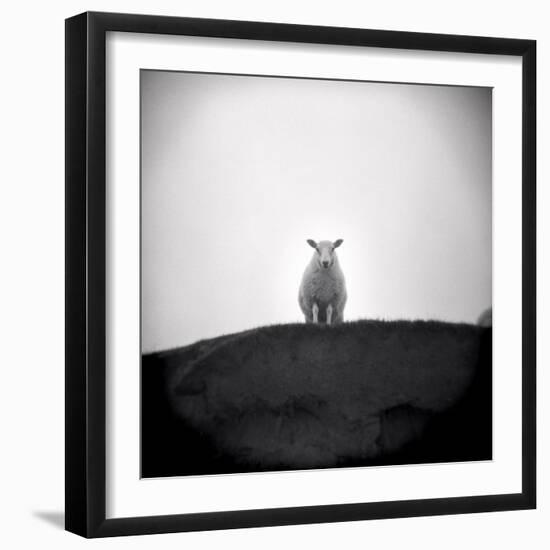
[142,320,491,477]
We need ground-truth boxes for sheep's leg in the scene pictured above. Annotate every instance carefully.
[326,304,333,325]
[312,303,319,323]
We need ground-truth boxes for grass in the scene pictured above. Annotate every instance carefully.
[142,319,492,477]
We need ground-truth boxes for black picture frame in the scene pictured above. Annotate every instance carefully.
[65,11,536,538]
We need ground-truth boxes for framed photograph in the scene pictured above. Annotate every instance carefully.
[65,11,536,538]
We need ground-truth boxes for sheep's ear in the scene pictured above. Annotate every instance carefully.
[306,239,317,249]
[333,239,344,248]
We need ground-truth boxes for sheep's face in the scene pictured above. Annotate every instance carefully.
[307,239,343,269]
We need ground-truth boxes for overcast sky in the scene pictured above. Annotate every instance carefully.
[141,70,492,353]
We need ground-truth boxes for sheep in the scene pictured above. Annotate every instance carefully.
[298,239,347,324]
[477,307,492,327]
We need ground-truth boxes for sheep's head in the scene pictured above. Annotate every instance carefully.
[307,239,343,269]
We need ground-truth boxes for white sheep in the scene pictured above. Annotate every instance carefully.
[298,239,347,324]
[477,307,492,327]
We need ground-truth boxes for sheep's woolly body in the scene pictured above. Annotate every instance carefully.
[299,252,347,324]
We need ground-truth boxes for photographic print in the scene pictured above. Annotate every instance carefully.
[66,12,536,536]
[140,70,493,478]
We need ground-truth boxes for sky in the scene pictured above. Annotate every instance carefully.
[141,70,492,353]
